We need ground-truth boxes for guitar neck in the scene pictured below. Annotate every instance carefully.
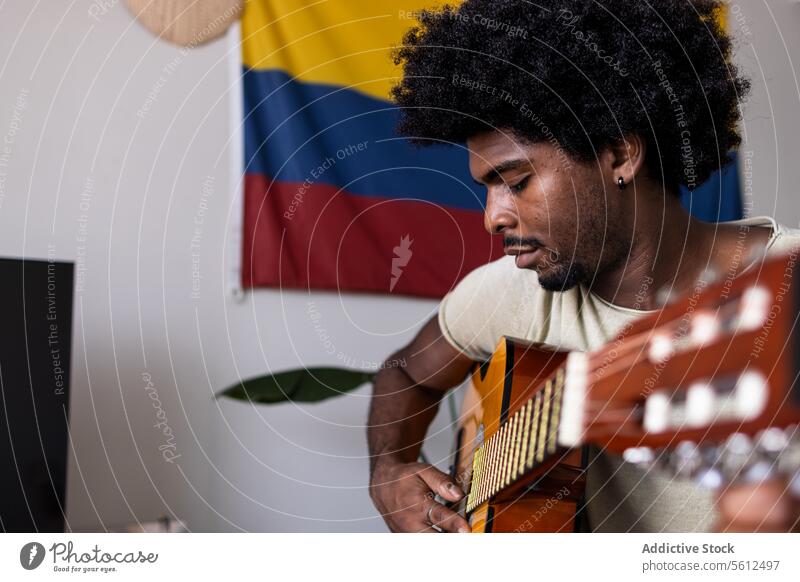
[466,359,575,512]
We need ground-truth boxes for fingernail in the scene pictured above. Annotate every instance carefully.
[447,483,463,497]
[458,526,470,534]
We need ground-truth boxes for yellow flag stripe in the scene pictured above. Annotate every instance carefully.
[241,0,453,101]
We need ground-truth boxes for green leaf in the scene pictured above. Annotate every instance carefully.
[217,367,376,404]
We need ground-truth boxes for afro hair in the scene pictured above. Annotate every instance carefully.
[392,0,750,191]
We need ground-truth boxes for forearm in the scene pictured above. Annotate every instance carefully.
[367,352,444,477]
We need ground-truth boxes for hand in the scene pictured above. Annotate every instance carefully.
[715,479,799,532]
[370,460,471,533]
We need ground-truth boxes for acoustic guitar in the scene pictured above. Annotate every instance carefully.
[450,252,800,532]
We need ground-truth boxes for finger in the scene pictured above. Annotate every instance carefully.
[427,502,471,533]
[417,465,464,502]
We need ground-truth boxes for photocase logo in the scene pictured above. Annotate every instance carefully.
[390,234,414,292]
[20,542,46,570]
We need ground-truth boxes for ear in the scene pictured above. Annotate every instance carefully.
[602,134,647,188]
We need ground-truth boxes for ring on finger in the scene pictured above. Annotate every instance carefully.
[426,504,435,525]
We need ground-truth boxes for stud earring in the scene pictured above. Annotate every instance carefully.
[617,176,626,190]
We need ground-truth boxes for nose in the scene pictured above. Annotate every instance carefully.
[483,188,517,235]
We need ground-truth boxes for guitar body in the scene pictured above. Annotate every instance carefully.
[454,339,586,533]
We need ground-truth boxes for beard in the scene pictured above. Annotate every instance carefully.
[535,259,590,292]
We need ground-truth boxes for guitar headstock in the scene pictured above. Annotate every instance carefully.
[558,252,800,484]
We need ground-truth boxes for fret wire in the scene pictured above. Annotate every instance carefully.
[487,432,497,501]
[499,419,510,491]
[467,449,476,507]
[474,445,485,508]
[504,414,518,487]
[512,408,523,482]
[489,425,501,499]
[526,392,542,469]
[506,416,516,487]
[500,422,511,493]
[489,425,503,499]
[484,429,494,502]
[468,445,482,508]
[511,407,523,481]
[496,423,509,496]
[477,444,486,502]
[481,433,493,503]
[507,414,518,487]
[488,430,499,500]
[518,400,531,477]
[548,375,564,455]
[470,444,480,503]
[536,381,553,463]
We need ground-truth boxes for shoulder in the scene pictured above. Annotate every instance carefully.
[443,254,539,311]
[438,255,542,360]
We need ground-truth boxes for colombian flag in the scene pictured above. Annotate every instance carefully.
[240,2,741,297]
[240,1,502,298]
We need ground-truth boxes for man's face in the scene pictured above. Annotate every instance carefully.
[467,130,629,291]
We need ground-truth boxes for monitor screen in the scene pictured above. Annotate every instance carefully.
[0,256,73,532]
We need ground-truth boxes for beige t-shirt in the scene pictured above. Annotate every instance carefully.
[438,216,800,532]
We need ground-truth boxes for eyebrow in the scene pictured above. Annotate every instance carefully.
[474,158,532,185]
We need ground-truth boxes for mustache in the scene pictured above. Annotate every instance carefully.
[503,236,543,249]
[503,236,560,261]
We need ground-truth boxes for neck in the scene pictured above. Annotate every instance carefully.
[589,190,715,310]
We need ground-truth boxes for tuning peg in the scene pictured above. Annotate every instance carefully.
[743,460,776,483]
[777,425,800,477]
[719,433,754,480]
[789,471,800,498]
[756,427,789,454]
[622,446,656,468]
[648,333,675,364]
[686,382,716,427]
[734,370,768,420]
[695,466,724,489]
[643,391,671,433]
[670,440,703,478]
[738,286,771,331]
[690,312,720,345]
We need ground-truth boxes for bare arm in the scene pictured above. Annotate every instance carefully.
[367,315,476,532]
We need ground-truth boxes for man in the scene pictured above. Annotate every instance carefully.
[368,0,799,532]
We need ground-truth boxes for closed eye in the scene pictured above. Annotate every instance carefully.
[509,175,530,194]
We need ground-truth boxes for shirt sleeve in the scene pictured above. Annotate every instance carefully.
[437,256,524,361]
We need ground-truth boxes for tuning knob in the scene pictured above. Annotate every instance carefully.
[778,425,800,477]
[738,286,771,331]
[719,433,754,480]
[690,312,720,345]
[789,471,800,498]
[670,440,702,478]
[648,333,675,364]
[734,370,768,420]
[643,391,671,433]
[695,466,724,489]
[686,382,716,427]
[622,446,656,468]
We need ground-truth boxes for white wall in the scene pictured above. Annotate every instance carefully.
[0,1,798,533]
[730,1,800,221]
[0,1,454,532]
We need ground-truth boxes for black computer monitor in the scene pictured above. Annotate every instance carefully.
[0,256,73,532]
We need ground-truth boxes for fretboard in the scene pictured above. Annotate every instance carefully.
[465,366,566,513]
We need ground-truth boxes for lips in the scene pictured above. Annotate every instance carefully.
[505,247,542,269]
